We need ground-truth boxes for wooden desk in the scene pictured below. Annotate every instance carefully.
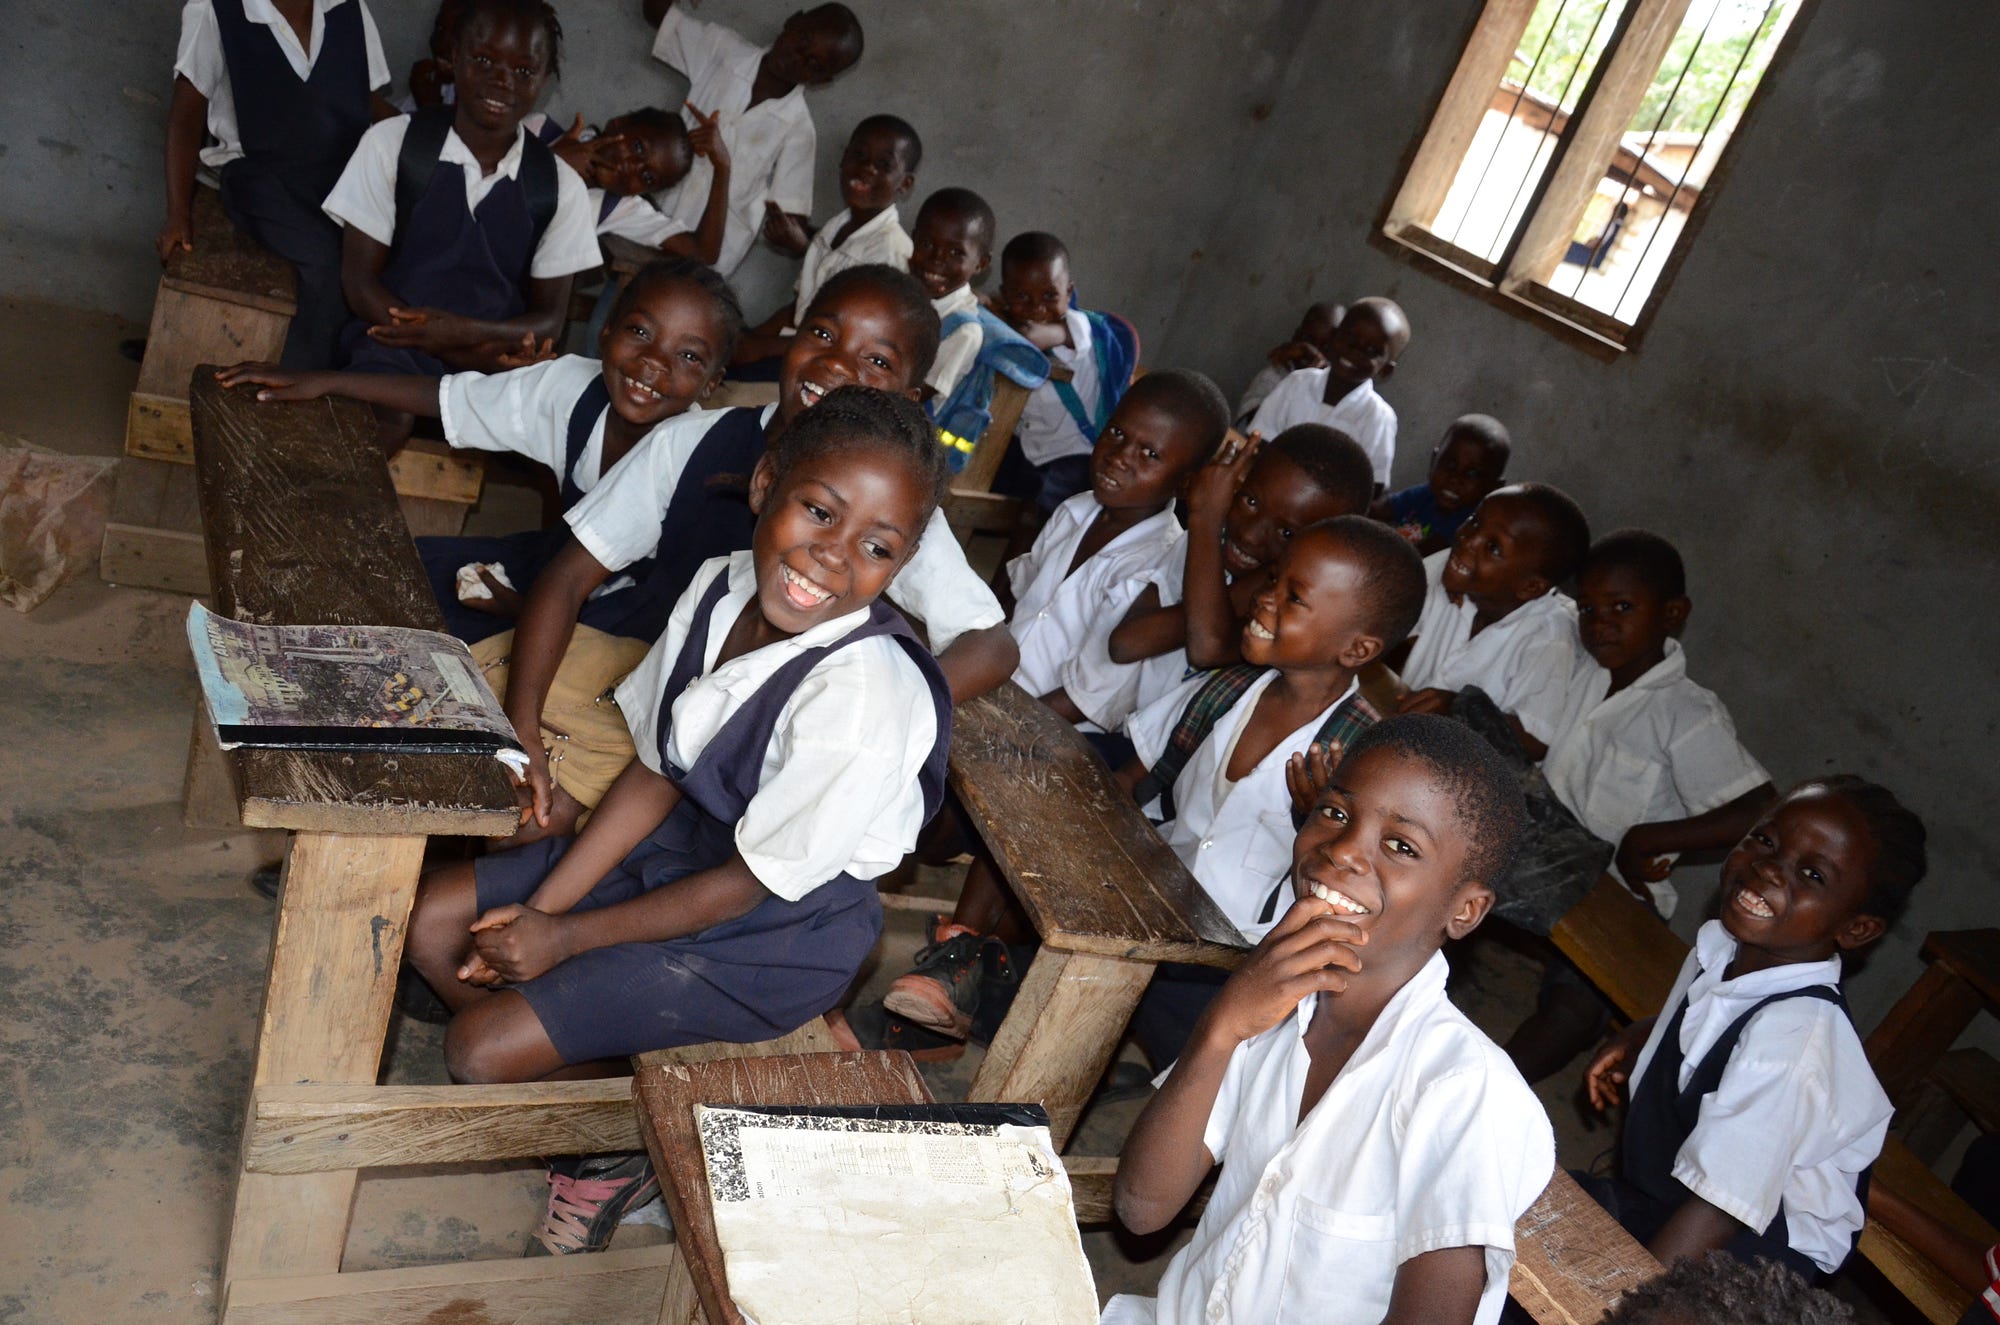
[1509,1168,1661,1325]
[1866,929,2000,1105]
[193,374,520,1318]
[949,683,1249,1147]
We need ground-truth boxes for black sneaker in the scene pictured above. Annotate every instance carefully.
[527,1152,659,1255]
[882,924,992,1038]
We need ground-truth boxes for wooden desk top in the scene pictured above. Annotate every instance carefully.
[190,372,518,836]
[167,188,296,315]
[1509,1168,1660,1324]
[634,1051,932,1325]
[949,683,1249,967]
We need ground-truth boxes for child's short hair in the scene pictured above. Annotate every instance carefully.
[1603,1252,1854,1324]
[808,264,941,386]
[1308,515,1427,647]
[1120,370,1230,460]
[1002,231,1070,272]
[1346,295,1411,354]
[459,0,563,77]
[611,257,745,366]
[1446,412,1512,468]
[1797,775,1928,924]
[768,385,949,526]
[808,4,864,66]
[1268,424,1375,516]
[1585,528,1686,599]
[1504,482,1590,586]
[1339,713,1527,887]
[608,105,688,149]
[852,113,921,171]
[916,187,996,249]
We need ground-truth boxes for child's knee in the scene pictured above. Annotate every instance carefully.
[443,998,557,1085]
[408,862,478,961]
[443,1016,520,1084]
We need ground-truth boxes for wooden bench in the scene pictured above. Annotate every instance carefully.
[1550,875,1992,1323]
[1510,1168,1662,1324]
[948,681,1250,1148]
[940,373,1036,543]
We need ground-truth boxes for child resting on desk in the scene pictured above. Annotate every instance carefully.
[321,0,603,454]
[404,387,954,1252]
[215,257,743,644]
[1247,296,1409,494]
[1581,777,1921,1278]
[485,263,1017,837]
[1107,714,1553,1325]
[1373,413,1512,555]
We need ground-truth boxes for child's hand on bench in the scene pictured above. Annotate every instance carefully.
[214,362,341,403]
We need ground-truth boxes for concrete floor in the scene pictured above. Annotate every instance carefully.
[0,292,1620,1323]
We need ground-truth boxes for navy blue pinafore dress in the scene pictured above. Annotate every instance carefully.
[1577,984,1870,1279]
[472,570,952,1064]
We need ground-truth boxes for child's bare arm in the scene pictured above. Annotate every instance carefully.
[211,364,444,416]
[1649,1194,1746,1267]
[1867,1177,1994,1295]
[159,76,207,263]
[1615,783,1777,887]
[1037,688,1086,724]
[369,275,576,373]
[1183,435,1260,668]
[340,225,402,327]
[660,104,732,266]
[1107,586,1185,664]
[733,304,799,364]
[1115,897,1364,1234]
[527,760,682,915]
[936,624,1019,703]
[505,538,615,826]
[1383,1246,1487,1325]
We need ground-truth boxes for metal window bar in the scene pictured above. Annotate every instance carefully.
[1480,0,1623,261]
[1443,0,1568,249]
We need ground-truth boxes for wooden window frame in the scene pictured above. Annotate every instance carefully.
[1375,0,1817,356]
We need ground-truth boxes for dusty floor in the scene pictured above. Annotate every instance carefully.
[0,292,1689,1323]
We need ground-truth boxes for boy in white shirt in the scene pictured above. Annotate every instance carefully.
[1248,297,1410,493]
[909,188,997,406]
[733,116,919,369]
[1108,713,1552,1325]
[643,0,863,276]
[1583,777,1921,1278]
[1398,482,1591,760]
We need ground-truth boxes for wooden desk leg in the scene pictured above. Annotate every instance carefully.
[222,832,427,1296]
[1865,964,1985,1106]
[658,1244,706,1325]
[968,947,1153,1150]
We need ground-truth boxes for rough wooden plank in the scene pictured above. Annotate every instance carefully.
[1926,929,2000,1009]
[1549,875,1688,1022]
[1063,1156,1119,1224]
[223,832,426,1290]
[969,947,1155,1150]
[632,1016,842,1072]
[100,521,212,595]
[126,391,194,462]
[387,438,486,506]
[165,184,298,311]
[1863,1138,1992,1324]
[950,683,1249,966]
[634,1052,933,1325]
[1931,1048,2000,1135]
[1386,0,1541,232]
[1865,962,1986,1106]
[1507,1169,1660,1325]
[184,705,243,829]
[222,1244,675,1325]
[190,371,517,835]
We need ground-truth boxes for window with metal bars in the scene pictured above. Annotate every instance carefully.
[1382,0,1805,349]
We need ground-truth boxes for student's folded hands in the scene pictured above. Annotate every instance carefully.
[1206,895,1367,1046]
[461,904,570,985]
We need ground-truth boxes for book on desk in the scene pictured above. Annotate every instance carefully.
[186,601,525,766]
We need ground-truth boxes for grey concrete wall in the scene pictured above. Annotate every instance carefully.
[1153,0,2000,1024]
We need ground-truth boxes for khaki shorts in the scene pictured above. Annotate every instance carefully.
[471,625,650,812]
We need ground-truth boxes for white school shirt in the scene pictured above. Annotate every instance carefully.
[613,552,937,900]
[1006,492,1181,723]
[1016,309,1104,467]
[1543,640,1769,916]
[174,0,391,172]
[521,114,692,249]
[651,8,815,276]
[322,117,603,281]
[1099,953,1553,1325]
[1401,549,1583,745]
[565,404,1004,654]
[928,284,983,401]
[792,206,913,322]
[437,355,682,494]
[1248,369,1398,489]
[1629,922,1891,1273]
[1232,362,1286,428]
[1126,671,1361,942]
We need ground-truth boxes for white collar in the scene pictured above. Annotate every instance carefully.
[441,122,531,181]
[931,284,980,316]
[1691,918,1846,1000]
[1296,949,1448,1043]
[241,0,345,61]
[717,549,872,654]
[836,204,902,243]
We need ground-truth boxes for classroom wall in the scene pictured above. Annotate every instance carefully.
[1151,0,2000,1026]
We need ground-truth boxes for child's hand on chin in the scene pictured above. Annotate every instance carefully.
[1203,896,1366,1047]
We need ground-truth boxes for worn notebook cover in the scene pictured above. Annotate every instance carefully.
[696,1101,1099,1325]
[186,601,525,758]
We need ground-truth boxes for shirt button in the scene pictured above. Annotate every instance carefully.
[1207,1304,1225,1322]
[1199,838,1213,850]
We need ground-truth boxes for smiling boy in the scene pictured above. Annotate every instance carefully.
[1375,414,1512,555]
[908,187,996,404]
[1248,297,1410,492]
[1106,714,1552,1325]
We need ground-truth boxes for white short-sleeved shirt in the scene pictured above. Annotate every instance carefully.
[651,8,815,276]
[322,116,602,281]
[1100,953,1553,1325]
[1232,362,1286,428]
[928,284,983,401]
[1126,671,1360,941]
[438,355,683,495]
[1543,641,1770,915]
[174,0,391,171]
[565,404,1004,654]
[1016,309,1104,467]
[1401,549,1583,744]
[792,206,912,322]
[1630,922,1891,1274]
[522,114,691,249]
[1006,492,1180,723]
[613,552,938,900]
[1247,370,1397,489]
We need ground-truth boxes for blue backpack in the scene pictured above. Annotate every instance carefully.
[930,308,1053,474]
